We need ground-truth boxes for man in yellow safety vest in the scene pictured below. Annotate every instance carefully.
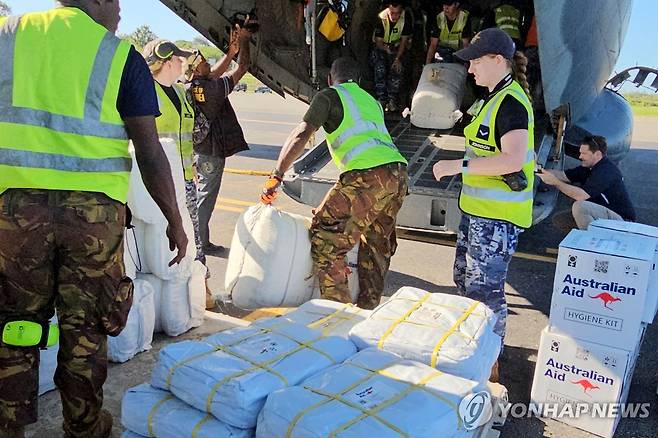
[0,1,187,436]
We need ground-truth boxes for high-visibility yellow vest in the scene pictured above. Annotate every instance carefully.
[460,79,534,228]
[327,82,406,173]
[495,4,521,40]
[0,8,132,202]
[377,9,406,44]
[155,83,195,181]
[437,10,470,50]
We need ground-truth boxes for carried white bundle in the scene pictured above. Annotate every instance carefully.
[349,287,501,383]
[143,220,196,281]
[151,323,356,429]
[127,139,186,225]
[123,218,149,279]
[255,299,371,339]
[127,139,196,279]
[121,384,252,438]
[135,273,163,333]
[257,348,489,438]
[159,260,206,336]
[108,279,156,363]
[411,63,467,129]
[39,316,58,396]
[225,204,315,309]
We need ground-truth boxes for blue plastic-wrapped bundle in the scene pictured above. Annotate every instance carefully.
[151,322,357,429]
[121,383,252,438]
[257,348,487,438]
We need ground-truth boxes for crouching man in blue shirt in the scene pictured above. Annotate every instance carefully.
[538,135,636,229]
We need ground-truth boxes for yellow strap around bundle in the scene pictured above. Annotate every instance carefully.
[430,301,480,368]
[147,395,174,436]
[377,293,431,349]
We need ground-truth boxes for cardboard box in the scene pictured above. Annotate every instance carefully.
[550,230,654,350]
[589,219,658,323]
[531,327,641,438]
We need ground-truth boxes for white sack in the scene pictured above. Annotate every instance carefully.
[151,323,356,429]
[121,383,252,438]
[411,63,467,129]
[225,205,315,309]
[188,260,207,329]
[126,139,186,225]
[349,287,501,383]
[136,273,164,333]
[255,299,371,339]
[257,348,486,438]
[108,279,156,363]
[143,220,196,281]
[160,275,192,337]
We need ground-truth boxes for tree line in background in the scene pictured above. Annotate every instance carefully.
[119,25,222,61]
[0,1,11,16]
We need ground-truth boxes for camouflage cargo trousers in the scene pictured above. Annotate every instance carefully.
[453,214,522,343]
[184,180,208,269]
[310,162,409,310]
[0,189,133,437]
[369,48,406,106]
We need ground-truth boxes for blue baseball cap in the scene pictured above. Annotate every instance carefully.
[455,28,516,61]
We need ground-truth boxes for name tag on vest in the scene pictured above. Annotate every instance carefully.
[469,140,496,152]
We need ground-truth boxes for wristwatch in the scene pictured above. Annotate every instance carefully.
[272,168,285,179]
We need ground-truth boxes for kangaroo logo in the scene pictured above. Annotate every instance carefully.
[589,292,621,310]
[572,379,600,395]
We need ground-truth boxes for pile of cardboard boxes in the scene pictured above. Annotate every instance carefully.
[531,220,658,438]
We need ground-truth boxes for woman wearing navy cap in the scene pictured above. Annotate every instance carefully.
[432,27,535,381]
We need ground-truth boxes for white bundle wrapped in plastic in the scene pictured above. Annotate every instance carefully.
[349,287,501,383]
[257,348,488,438]
[127,139,196,280]
[124,218,149,279]
[143,220,196,281]
[127,139,185,225]
[151,323,356,429]
[411,63,467,129]
[225,204,315,309]
[38,316,58,396]
[121,384,252,438]
[255,300,371,339]
[158,260,206,337]
[108,279,156,363]
[136,273,164,333]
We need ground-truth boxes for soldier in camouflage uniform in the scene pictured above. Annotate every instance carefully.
[261,57,408,310]
[370,3,412,112]
[0,3,187,437]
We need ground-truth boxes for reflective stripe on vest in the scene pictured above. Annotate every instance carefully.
[460,79,534,228]
[0,9,132,202]
[495,5,521,40]
[379,10,405,44]
[437,10,469,50]
[327,83,406,173]
[155,83,195,180]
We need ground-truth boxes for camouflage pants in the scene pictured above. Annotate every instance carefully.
[310,162,408,310]
[369,48,405,105]
[453,214,522,342]
[185,180,207,269]
[0,189,133,436]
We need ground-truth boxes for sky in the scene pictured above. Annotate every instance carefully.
[5,0,658,78]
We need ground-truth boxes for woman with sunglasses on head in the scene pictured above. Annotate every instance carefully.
[431,27,534,381]
[141,39,212,302]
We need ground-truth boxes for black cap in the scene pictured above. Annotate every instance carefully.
[142,39,194,66]
[455,28,516,61]
[441,0,460,5]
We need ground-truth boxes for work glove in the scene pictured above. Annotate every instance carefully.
[260,175,282,204]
